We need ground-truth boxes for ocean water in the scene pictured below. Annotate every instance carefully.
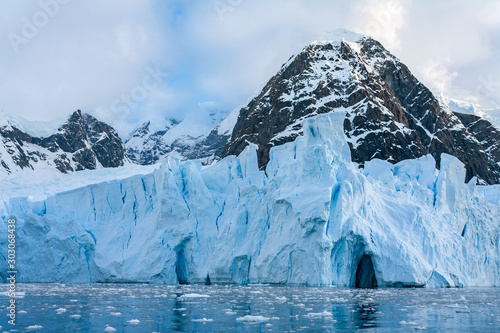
[0,284,499,332]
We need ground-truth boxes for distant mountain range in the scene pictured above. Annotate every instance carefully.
[0,108,238,176]
[124,109,238,166]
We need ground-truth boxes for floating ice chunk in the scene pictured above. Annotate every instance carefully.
[69,314,81,319]
[303,310,334,319]
[192,318,214,322]
[236,315,271,323]
[276,296,287,302]
[127,319,140,324]
[225,310,237,315]
[104,326,117,332]
[110,312,121,316]
[0,291,25,298]
[105,306,116,310]
[18,310,27,314]
[26,325,43,331]
[56,308,67,314]
[178,293,210,299]
[174,308,187,311]
[330,298,348,303]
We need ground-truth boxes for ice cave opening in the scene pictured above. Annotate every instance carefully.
[205,274,212,285]
[175,249,189,284]
[355,254,378,288]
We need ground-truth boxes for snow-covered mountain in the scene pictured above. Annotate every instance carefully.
[1,112,498,286]
[125,108,238,166]
[437,93,500,131]
[0,110,128,175]
[223,29,500,185]
[0,108,238,177]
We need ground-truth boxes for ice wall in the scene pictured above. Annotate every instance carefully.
[1,112,499,287]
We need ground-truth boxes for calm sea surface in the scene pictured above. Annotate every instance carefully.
[0,284,499,332]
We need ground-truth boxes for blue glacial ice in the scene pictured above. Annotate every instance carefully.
[0,112,499,287]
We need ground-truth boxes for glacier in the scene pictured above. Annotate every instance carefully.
[0,112,499,287]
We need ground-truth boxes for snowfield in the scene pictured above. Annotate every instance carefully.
[0,112,499,287]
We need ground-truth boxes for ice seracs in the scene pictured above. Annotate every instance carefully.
[1,112,498,288]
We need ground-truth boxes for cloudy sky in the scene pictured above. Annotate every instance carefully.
[1,0,499,136]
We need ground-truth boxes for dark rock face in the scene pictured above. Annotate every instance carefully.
[0,110,128,174]
[184,129,231,162]
[454,112,500,183]
[125,120,174,165]
[223,36,500,184]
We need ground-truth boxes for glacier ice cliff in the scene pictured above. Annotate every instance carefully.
[1,112,499,287]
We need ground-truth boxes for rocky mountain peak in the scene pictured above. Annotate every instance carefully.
[0,110,128,175]
[222,30,500,184]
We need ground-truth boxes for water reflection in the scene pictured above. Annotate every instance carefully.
[172,295,190,333]
[0,284,497,332]
[352,290,379,329]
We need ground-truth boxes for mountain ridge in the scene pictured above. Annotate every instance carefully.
[222,29,500,184]
[0,110,128,175]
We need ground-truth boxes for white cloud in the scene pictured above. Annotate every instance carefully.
[0,0,499,136]
[0,0,172,135]
[418,58,459,94]
[353,0,409,52]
